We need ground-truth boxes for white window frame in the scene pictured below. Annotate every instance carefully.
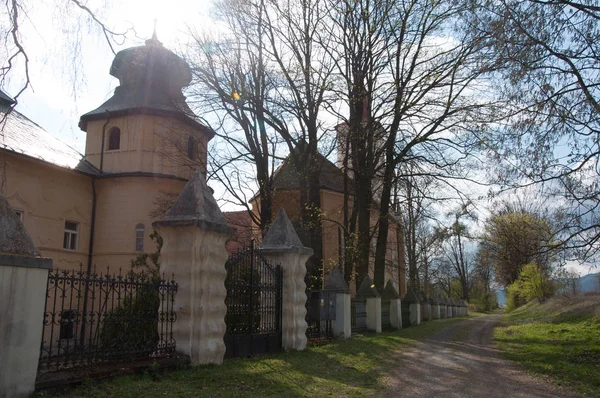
[14,209,23,221]
[135,224,145,252]
[63,221,79,251]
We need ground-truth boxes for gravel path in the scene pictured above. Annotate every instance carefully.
[383,314,577,398]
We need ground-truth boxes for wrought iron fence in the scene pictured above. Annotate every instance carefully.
[381,298,391,329]
[305,290,334,342]
[38,266,177,372]
[224,240,283,358]
[351,298,367,333]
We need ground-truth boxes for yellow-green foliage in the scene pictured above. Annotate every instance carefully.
[485,211,554,287]
[506,263,554,309]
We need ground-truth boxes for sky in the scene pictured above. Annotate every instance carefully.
[3,0,597,277]
[6,0,213,153]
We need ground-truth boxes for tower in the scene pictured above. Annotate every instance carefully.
[78,33,215,268]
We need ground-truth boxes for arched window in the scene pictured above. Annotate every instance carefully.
[187,136,197,160]
[135,224,145,252]
[108,127,121,150]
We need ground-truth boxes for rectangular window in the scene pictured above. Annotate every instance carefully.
[63,221,79,251]
[14,210,23,221]
[135,224,145,252]
[59,310,75,340]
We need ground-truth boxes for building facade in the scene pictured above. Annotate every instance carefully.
[0,33,212,272]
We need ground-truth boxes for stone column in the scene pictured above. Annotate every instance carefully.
[403,288,421,326]
[324,268,351,339]
[0,194,53,397]
[418,292,431,322]
[432,296,441,320]
[383,279,402,330]
[356,276,381,333]
[259,209,312,351]
[451,299,458,317]
[153,170,234,365]
[444,298,452,318]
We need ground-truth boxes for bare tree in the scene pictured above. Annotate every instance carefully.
[186,0,336,282]
[468,0,600,261]
[1,0,132,110]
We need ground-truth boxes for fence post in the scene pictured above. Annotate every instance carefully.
[382,279,402,330]
[0,194,52,397]
[258,209,312,351]
[152,170,234,365]
[356,276,381,333]
[324,268,351,339]
[403,288,421,326]
[418,291,431,322]
[430,294,441,320]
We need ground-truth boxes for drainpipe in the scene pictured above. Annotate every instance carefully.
[81,114,109,345]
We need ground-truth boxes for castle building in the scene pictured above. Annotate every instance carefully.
[0,33,212,272]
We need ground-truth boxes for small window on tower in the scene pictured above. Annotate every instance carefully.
[108,127,121,150]
[187,136,197,160]
[135,224,145,252]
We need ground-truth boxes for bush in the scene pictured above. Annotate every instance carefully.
[469,291,499,312]
[506,263,555,309]
[99,276,161,359]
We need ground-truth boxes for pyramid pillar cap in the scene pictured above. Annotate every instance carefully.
[258,209,313,255]
[355,276,380,298]
[0,193,52,269]
[324,267,350,293]
[382,279,400,299]
[153,169,234,234]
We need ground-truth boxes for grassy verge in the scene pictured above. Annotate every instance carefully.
[38,317,466,397]
[494,295,600,397]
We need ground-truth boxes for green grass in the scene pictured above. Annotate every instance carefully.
[494,295,600,397]
[38,317,465,397]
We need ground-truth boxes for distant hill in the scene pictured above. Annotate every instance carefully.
[578,273,600,293]
[496,273,598,306]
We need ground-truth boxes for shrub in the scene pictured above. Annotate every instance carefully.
[506,263,555,309]
[99,276,160,359]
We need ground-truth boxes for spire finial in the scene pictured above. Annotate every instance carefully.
[145,19,162,46]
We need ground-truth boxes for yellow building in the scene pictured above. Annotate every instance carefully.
[0,34,212,272]
[0,34,405,297]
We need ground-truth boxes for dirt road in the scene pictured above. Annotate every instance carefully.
[383,314,577,398]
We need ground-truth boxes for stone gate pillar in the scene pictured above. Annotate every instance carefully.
[356,277,381,333]
[258,209,312,351]
[430,294,441,320]
[0,194,52,397]
[383,279,402,330]
[324,268,351,339]
[153,170,234,365]
[403,288,421,326]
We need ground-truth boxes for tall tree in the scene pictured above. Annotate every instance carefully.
[326,0,494,291]
[186,0,279,235]
[188,0,335,281]
[483,208,556,287]
[439,203,477,300]
[469,0,600,261]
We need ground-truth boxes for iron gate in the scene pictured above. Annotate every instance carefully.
[224,241,283,358]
